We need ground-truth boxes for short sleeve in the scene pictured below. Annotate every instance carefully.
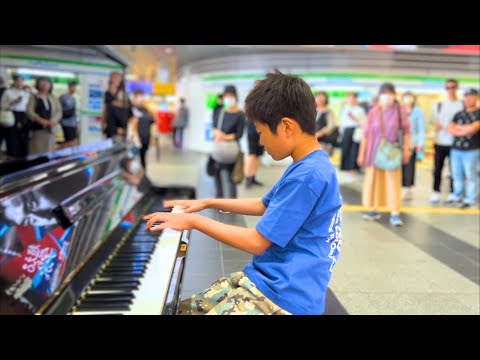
[400,105,411,134]
[261,182,279,208]
[363,108,375,138]
[452,112,461,124]
[256,180,319,248]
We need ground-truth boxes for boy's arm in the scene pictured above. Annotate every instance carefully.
[145,212,271,256]
[164,198,266,216]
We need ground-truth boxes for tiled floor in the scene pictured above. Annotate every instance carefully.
[146,140,480,315]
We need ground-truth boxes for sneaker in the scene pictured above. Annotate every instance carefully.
[362,211,381,221]
[444,195,461,206]
[389,215,404,227]
[458,202,475,210]
[429,192,441,204]
[245,177,253,189]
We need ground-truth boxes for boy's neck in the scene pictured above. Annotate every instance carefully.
[291,135,321,162]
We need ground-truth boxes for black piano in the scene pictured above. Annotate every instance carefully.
[0,141,195,315]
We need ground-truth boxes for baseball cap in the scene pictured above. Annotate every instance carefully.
[464,88,479,96]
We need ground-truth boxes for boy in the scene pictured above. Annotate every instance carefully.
[145,71,343,315]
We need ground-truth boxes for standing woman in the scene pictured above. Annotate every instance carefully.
[339,92,366,182]
[357,83,411,226]
[314,91,338,156]
[103,71,132,141]
[212,85,245,198]
[26,77,62,155]
[401,91,426,201]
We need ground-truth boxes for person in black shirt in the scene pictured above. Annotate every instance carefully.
[103,72,132,141]
[131,89,154,169]
[447,88,480,209]
[212,85,245,198]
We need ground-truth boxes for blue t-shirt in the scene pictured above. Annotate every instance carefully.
[243,150,342,315]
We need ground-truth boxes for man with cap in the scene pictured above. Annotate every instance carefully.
[447,88,480,209]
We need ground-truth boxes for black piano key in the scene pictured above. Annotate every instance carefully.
[113,255,151,260]
[85,292,135,299]
[102,271,144,277]
[92,283,139,290]
[96,278,141,285]
[98,276,142,282]
[76,302,131,312]
[109,259,150,265]
[82,296,133,304]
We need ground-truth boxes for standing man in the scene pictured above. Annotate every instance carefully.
[59,81,79,146]
[213,93,224,121]
[430,79,464,204]
[2,75,31,158]
[173,98,189,149]
[131,89,154,169]
[447,88,480,209]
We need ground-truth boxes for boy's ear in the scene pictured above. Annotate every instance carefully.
[280,117,297,135]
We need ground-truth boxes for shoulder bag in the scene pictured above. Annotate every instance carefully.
[373,105,403,171]
[211,109,240,164]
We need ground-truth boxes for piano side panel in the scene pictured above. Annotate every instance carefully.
[0,148,142,314]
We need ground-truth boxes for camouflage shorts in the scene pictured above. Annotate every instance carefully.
[178,272,291,315]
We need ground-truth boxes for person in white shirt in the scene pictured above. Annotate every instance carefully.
[339,92,366,182]
[0,75,31,158]
[429,79,464,204]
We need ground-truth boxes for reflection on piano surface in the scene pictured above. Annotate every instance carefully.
[0,141,195,315]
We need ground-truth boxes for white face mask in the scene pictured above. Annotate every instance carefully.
[379,94,394,107]
[403,96,414,105]
[224,97,236,108]
[129,160,142,175]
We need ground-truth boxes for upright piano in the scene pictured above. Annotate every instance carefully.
[0,141,195,315]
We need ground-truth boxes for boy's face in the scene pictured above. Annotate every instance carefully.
[254,120,293,161]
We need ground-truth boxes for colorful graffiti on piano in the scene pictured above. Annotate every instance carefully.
[0,223,73,310]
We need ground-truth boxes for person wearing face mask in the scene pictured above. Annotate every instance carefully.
[401,91,426,201]
[211,85,245,198]
[357,83,411,226]
[173,98,189,149]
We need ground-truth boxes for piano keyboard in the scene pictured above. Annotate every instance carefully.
[72,206,186,315]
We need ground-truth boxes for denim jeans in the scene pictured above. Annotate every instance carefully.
[450,149,480,204]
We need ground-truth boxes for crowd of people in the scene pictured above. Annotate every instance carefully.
[1,71,478,220]
[207,79,479,227]
[0,75,80,159]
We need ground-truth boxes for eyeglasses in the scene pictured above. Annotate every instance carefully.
[446,86,457,90]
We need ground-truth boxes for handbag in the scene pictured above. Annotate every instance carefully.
[352,127,363,143]
[231,151,245,184]
[211,109,240,164]
[206,155,215,176]
[0,110,15,128]
[374,104,403,171]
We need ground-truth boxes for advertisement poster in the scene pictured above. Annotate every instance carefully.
[79,74,108,145]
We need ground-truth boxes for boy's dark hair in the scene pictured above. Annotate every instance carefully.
[446,78,458,86]
[133,89,144,96]
[68,81,78,87]
[244,70,316,135]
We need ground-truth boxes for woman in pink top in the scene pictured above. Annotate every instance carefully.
[357,83,411,226]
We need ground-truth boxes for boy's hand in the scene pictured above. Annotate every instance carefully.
[144,212,195,232]
[163,199,209,213]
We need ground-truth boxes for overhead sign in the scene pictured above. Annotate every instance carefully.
[153,82,175,95]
